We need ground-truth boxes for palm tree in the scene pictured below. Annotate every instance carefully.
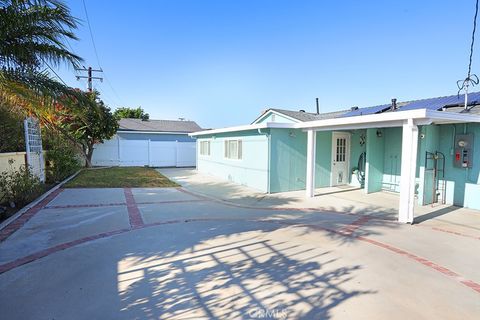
[0,0,84,115]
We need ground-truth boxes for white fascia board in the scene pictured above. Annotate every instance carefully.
[117,130,190,135]
[251,109,301,124]
[189,122,295,136]
[295,109,429,131]
[426,110,480,123]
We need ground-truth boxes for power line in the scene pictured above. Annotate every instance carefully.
[457,0,480,109]
[468,0,479,78]
[80,0,123,105]
[81,0,102,69]
[103,75,122,103]
[42,58,68,86]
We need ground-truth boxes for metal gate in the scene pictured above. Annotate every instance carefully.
[24,117,45,182]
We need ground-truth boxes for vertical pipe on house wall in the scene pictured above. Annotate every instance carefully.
[258,128,271,193]
[306,129,317,197]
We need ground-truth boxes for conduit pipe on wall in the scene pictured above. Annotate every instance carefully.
[258,128,272,193]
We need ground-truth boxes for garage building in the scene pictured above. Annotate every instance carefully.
[92,118,201,167]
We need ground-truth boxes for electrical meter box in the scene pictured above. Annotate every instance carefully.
[454,133,474,168]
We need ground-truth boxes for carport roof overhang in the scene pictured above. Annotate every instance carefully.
[189,109,480,137]
[297,109,480,132]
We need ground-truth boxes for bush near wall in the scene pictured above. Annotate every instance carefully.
[43,132,81,183]
[0,163,43,209]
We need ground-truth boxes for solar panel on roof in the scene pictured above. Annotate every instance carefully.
[339,91,480,118]
[399,92,480,111]
[340,104,390,117]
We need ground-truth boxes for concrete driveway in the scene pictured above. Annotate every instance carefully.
[0,180,479,319]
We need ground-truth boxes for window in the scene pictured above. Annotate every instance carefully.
[335,138,346,162]
[200,140,210,156]
[224,139,242,160]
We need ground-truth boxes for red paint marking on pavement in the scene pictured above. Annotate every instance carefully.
[123,188,144,229]
[179,188,480,241]
[428,226,480,241]
[176,188,395,222]
[275,221,480,294]
[338,216,371,236]
[0,218,231,274]
[44,199,206,210]
[1,215,479,295]
[0,228,130,274]
[0,188,63,242]
[356,235,480,293]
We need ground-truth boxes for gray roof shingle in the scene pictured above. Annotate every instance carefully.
[118,118,202,133]
[260,108,349,123]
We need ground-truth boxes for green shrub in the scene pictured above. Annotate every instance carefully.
[45,141,81,184]
[0,165,43,207]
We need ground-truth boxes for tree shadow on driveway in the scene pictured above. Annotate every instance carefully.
[118,220,376,319]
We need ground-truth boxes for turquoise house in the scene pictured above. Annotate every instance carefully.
[190,93,480,223]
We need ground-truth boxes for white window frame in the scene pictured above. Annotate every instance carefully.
[199,140,211,156]
[224,139,242,160]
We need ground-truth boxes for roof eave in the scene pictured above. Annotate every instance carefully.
[189,122,296,136]
[251,109,303,124]
[117,130,193,135]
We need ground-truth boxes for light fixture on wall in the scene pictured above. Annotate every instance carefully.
[359,134,366,146]
[376,130,383,138]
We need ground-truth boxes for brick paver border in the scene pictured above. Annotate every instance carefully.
[1,186,479,296]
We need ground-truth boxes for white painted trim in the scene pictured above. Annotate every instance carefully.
[251,109,302,124]
[298,109,429,130]
[189,122,295,136]
[425,109,480,122]
[117,130,192,135]
[190,108,480,137]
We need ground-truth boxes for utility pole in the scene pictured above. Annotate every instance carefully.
[75,66,103,92]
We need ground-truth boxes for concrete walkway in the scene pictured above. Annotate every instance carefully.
[0,174,479,319]
[161,168,480,237]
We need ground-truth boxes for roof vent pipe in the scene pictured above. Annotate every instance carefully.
[391,98,397,111]
[316,98,320,115]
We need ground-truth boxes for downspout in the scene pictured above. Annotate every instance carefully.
[258,128,271,193]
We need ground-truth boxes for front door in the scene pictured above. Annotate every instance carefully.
[331,132,350,186]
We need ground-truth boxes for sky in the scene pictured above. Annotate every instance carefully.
[57,0,480,129]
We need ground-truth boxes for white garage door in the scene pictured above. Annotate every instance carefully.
[92,136,196,167]
[150,141,177,167]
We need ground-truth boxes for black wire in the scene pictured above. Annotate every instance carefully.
[468,0,479,78]
[458,0,480,94]
[42,58,68,86]
[82,0,102,70]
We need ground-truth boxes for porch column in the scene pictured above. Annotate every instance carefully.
[398,119,419,223]
[306,129,316,198]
